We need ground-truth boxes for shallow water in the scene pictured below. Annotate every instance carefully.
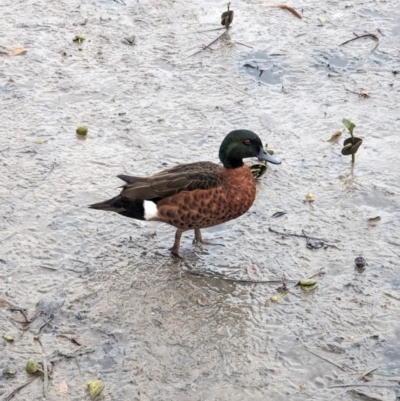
[1,0,400,400]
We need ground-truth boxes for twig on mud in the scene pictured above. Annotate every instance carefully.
[5,378,40,401]
[0,232,17,244]
[197,27,226,33]
[304,346,353,372]
[225,82,252,97]
[348,389,384,401]
[340,33,379,54]
[263,4,302,19]
[34,336,49,398]
[269,227,328,241]
[37,316,54,335]
[294,268,325,285]
[384,292,400,301]
[234,41,253,49]
[190,30,229,57]
[360,366,379,381]
[53,348,96,361]
[329,384,398,389]
[8,307,31,324]
[50,349,92,376]
[38,264,59,271]
[20,162,56,200]
[183,266,297,284]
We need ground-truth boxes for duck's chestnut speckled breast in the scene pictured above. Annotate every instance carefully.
[156,165,257,230]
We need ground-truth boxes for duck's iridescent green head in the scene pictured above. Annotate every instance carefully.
[219,129,281,169]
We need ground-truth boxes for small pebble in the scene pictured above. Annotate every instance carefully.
[354,257,366,269]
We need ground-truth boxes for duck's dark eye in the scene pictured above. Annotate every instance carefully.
[243,139,251,146]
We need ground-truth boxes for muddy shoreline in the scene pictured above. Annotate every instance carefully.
[1,0,400,400]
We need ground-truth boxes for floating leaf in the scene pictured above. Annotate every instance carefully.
[87,380,105,399]
[7,47,27,56]
[263,3,302,19]
[3,335,14,342]
[271,211,286,218]
[197,297,212,307]
[342,118,356,135]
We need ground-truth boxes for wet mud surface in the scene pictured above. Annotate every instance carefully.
[1,0,400,400]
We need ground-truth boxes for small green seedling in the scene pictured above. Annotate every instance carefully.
[341,119,363,164]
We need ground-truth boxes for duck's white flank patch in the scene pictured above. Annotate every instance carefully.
[143,200,158,220]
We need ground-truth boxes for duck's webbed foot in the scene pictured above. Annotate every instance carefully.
[193,228,224,248]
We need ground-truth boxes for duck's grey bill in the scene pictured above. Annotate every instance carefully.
[257,148,281,164]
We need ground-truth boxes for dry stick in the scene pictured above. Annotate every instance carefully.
[340,33,379,54]
[263,4,302,19]
[190,30,229,57]
[269,227,330,242]
[304,346,352,372]
[348,389,383,401]
[384,292,400,301]
[35,337,48,398]
[360,367,379,381]
[329,384,398,389]
[5,378,39,401]
[37,316,54,335]
[8,307,30,324]
[197,27,226,33]
[234,41,253,49]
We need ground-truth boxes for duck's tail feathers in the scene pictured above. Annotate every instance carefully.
[89,196,158,221]
[89,196,123,212]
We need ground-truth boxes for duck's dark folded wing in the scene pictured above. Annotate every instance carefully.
[118,162,223,200]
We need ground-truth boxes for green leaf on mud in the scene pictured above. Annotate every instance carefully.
[301,282,318,291]
[300,279,318,291]
[87,380,105,399]
[342,118,356,135]
[26,357,43,374]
